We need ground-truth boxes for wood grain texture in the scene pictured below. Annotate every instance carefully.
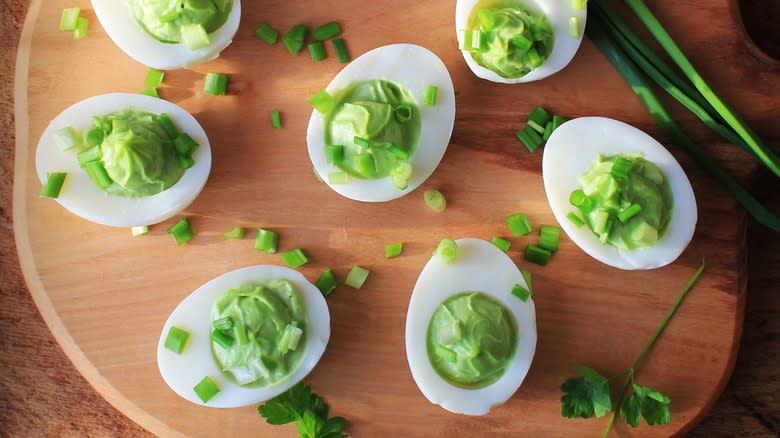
[2,1,779,437]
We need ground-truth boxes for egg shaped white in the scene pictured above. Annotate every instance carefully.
[157,265,331,408]
[405,238,537,415]
[91,0,241,69]
[455,0,587,83]
[35,93,211,227]
[542,117,697,270]
[307,44,456,202]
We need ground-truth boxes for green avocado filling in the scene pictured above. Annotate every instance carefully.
[84,108,184,198]
[210,280,307,387]
[324,80,421,181]
[129,0,233,44]
[572,153,674,249]
[464,0,554,78]
[426,292,518,389]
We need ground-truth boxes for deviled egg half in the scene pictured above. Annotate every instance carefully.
[307,44,456,202]
[92,0,241,69]
[405,238,537,415]
[157,265,331,407]
[455,0,587,83]
[36,93,211,227]
[542,117,697,270]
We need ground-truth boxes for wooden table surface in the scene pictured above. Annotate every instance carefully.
[1,1,778,437]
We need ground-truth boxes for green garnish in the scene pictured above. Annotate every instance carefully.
[203,72,229,96]
[425,85,438,106]
[308,41,327,61]
[193,376,220,403]
[491,237,511,253]
[527,106,552,134]
[54,126,81,150]
[567,212,586,227]
[223,226,245,239]
[180,24,210,50]
[73,16,88,40]
[390,162,413,190]
[131,225,149,236]
[254,23,279,44]
[423,189,446,212]
[433,237,458,265]
[332,38,350,63]
[59,8,81,31]
[312,21,342,41]
[156,113,179,139]
[270,110,282,129]
[163,326,190,354]
[561,263,705,435]
[145,68,165,87]
[315,269,338,297]
[506,213,532,236]
[168,218,194,245]
[283,24,308,55]
[39,172,67,198]
[258,381,347,438]
[328,172,349,185]
[255,228,278,254]
[516,125,543,152]
[385,242,404,258]
[538,225,561,252]
[525,244,552,266]
[511,283,531,302]
[212,316,234,331]
[309,89,336,114]
[210,329,234,349]
[138,87,159,98]
[280,248,309,268]
[345,266,370,289]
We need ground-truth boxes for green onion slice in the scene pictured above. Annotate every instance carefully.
[528,106,552,134]
[168,218,194,245]
[525,244,553,266]
[511,283,532,302]
[391,162,413,190]
[308,41,327,61]
[255,228,278,254]
[193,377,220,403]
[618,203,643,223]
[211,330,234,349]
[73,16,88,40]
[223,226,245,239]
[315,269,338,296]
[270,110,282,129]
[491,237,511,253]
[131,225,149,236]
[283,24,308,55]
[506,213,532,236]
[309,89,336,114]
[326,144,345,165]
[59,7,81,31]
[156,113,179,139]
[54,126,81,150]
[516,125,544,152]
[203,73,228,96]
[181,24,210,50]
[345,266,370,289]
[84,161,112,189]
[254,23,279,44]
[139,87,159,98]
[425,86,439,106]
[385,242,404,258]
[434,237,458,265]
[332,38,350,63]
[280,248,308,268]
[145,68,165,87]
[164,326,189,354]
[539,225,561,252]
[567,212,586,227]
[393,104,413,123]
[424,189,447,212]
[312,21,342,40]
[39,172,67,198]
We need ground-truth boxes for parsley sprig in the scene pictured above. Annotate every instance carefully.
[258,382,347,438]
[560,262,705,437]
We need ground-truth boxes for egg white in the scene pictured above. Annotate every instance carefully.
[542,117,698,270]
[455,0,587,83]
[157,265,331,408]
[307,44,456,202]
[405,238,537,415]
[91,0,241,69]
[35,93,212,227]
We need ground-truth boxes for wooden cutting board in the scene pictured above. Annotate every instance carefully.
[15,0,776,436]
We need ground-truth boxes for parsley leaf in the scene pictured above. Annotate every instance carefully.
[620,383,671,427]
[560,364,612,418]
[258,382,347,438]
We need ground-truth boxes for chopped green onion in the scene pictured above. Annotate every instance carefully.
[193,377,220,403]
[211,330,234,349]
[213,316,234,331]
[139,87,159,98]
[283,24,308,55]
[386,143,410,160]
[177,155,195,169]
[39,172,67,198]
[525,244,553,266]
[610,157,635,180]
[539,225,561,252]
[569,189,594,212]
[491,237,511,253]
[180,24,210,50]
[312,21,341,41]
[569,16,582,38]
[345,266,370,289]
[542,121,554,141]
[254,23,278,44]
[203,73,228,96]
[462,29,488,51]
[424,189,447,212]
[531,20,553,40]
[516,125,544,152]
[332,38,350,63]
[592,209,611,235]
[425,86,438,106]
[390,162,413,190]
[326,144,345,165]
[328,172,349,184]
[521,270,534,295]
[73,17,88,40]
[385,242,404,258]
[552,114,569,131]
[506,213,532,236]
[77,146,101,166]
[168,218,194,245]
[174,133,200,157]
[131,225,149,236]
[54,126,81,150]
[59,8,81,31]
[511,34,533,53]
[315,269,338,296]
[353,136,370,148]
[511,283,532,302]
[84,161,112,189]
[393,104,413,123]
[234,324,248,346]
[523,47,543,68]
[308,41,327,61]
[567,211,586,227]
[527,106,552,134]
[145,68,165,87]
[163,326,189,354]
[156,113,179,139]
[270,110,282,129]
[618,203,643,223]
[354,153,376,177]
[309,89,336,114]
[280,248,308,268]
[223,226,244,239]
[278,323,303,354]
[434,237,458,265]
[83,127,105,147]
[255,228,278,254]
[573,0,588,10]
[159,11,181,22]
[477,8,496,31]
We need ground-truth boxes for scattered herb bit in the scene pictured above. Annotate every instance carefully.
[168,218,194,245]
[254,23,279,44]
[270,110,282,129]
[145,68,165,87]
[59,7,81,31]
[39,172,67,198]
[181,23,210,50]
[223,226,245,239]
[511,283,531,301]
[527,106,552,133]
[312,21,342,41]
[423,189,447,212]
[328,171,349,185]
[491,236,511,252]
[280,248,309,268]
[433,237,458,265]
[308,41,327,61]
[73,16,89,40]
[425,85,438,106]
[506,213,532,236]
[520,270,533,295]
[345,266,370,289]
[567,212,586,227]
[525,244,552,265]
[193,376,220,403]
[385,242,404,258]
[309,89,336,114]
[315,269,338,296]
[258,381,347,438]
[283,24,308,55]
[163,326,190,354]
[332,38,350,63]
[203,72,229,96]
[54,126,81,150]
[139,87,159,98]
[538,225,561,252]
[560,263,705,435]
[390,162,413,190]
[516,124,544,152]
[131,225,149,236]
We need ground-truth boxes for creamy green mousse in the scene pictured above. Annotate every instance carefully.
[325,80,421,179]
[426,292,517,389]
[210,280,307,387]
[94,109,183,197]
[465,0,554,78]
[129,0,233,44]
[576,153,673,249]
